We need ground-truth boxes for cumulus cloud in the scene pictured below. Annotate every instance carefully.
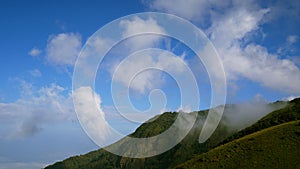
[112,51,187,93]
[46,33,82,66]
[73,86,115,146]
[242,44,300,93]
[28,47,41,57]
[0,82,74,139]
[208,7,300,94]
[119,16,165,51]
[149,0,300,95]
[207,8,269,48]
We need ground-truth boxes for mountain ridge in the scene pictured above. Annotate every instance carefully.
[174,120,300,169]
[45,98,299,169]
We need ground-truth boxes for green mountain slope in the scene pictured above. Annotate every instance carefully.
[174,120,300,169]
[174,98,300,169]
[45,99,297,169]
[220,98,300,145]
[45,110,236,169]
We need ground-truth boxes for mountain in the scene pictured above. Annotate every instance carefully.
[220,98,300,145]
[45,98,299,169]
[174,98,300,169]
[174,120,300,169]
[45,110,228,169]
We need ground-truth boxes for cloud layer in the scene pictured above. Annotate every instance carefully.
[0,82,74,139]
[149,0,300,95]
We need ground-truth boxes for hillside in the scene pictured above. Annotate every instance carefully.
[45,110,226,169]
[220,98,300,145]
[174,120,300,169]
[174,98,300,169]
[45,99,297,169]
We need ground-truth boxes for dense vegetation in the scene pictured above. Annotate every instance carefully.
[45,110,234,169]
[220,98,300,145]
[174,120,300,169]
[45,98,299,169]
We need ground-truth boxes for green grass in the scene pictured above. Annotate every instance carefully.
[220,98,300,146]
[174,120,300,169]
[129,112,178,138]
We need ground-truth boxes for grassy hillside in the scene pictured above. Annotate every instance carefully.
[220,98,300,145]
[44,112,179,169]
[45,99,298,169]
[45,110,235,169]
[174,120,300,169]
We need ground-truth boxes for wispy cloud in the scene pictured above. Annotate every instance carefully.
[281,95,300,101]
[263,0,300,22]
[277,35,299,55]
[287,35,298,44]
[28,47,41,57]
[148,0,217,24]
[46,33,82,66]
[0,81,74,139]
[148,0,300,95]
[28,69,42,77]
[222,94,285,131]
[0,161,47,169]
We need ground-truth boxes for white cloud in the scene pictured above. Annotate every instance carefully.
[150,0,204,20]
[215,39,300,95]
[73,86,114,146]
[119,16,165,51]
[0,82,74,139]
[208,8,269,48]
[29,69,42,77]
[287,35,298,44]
[176,105,191,113]
[208,7,300,94]
[150,0,300,95]
[112,51,187,93]
[120,16,165,36]
[277,35,299,55]
[149,0,237,25]
[281,95,300,101]
[46,33,81,66]
[242,44,300,93]
[0,161,47,169]
[223,94,284,131]
[149,0,214,23]
[28,47,41,57]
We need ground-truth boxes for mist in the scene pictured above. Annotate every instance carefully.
[221,97,286,132]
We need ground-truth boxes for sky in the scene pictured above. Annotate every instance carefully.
[0,0,300,168]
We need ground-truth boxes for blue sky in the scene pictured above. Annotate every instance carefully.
[0,0,300,168]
